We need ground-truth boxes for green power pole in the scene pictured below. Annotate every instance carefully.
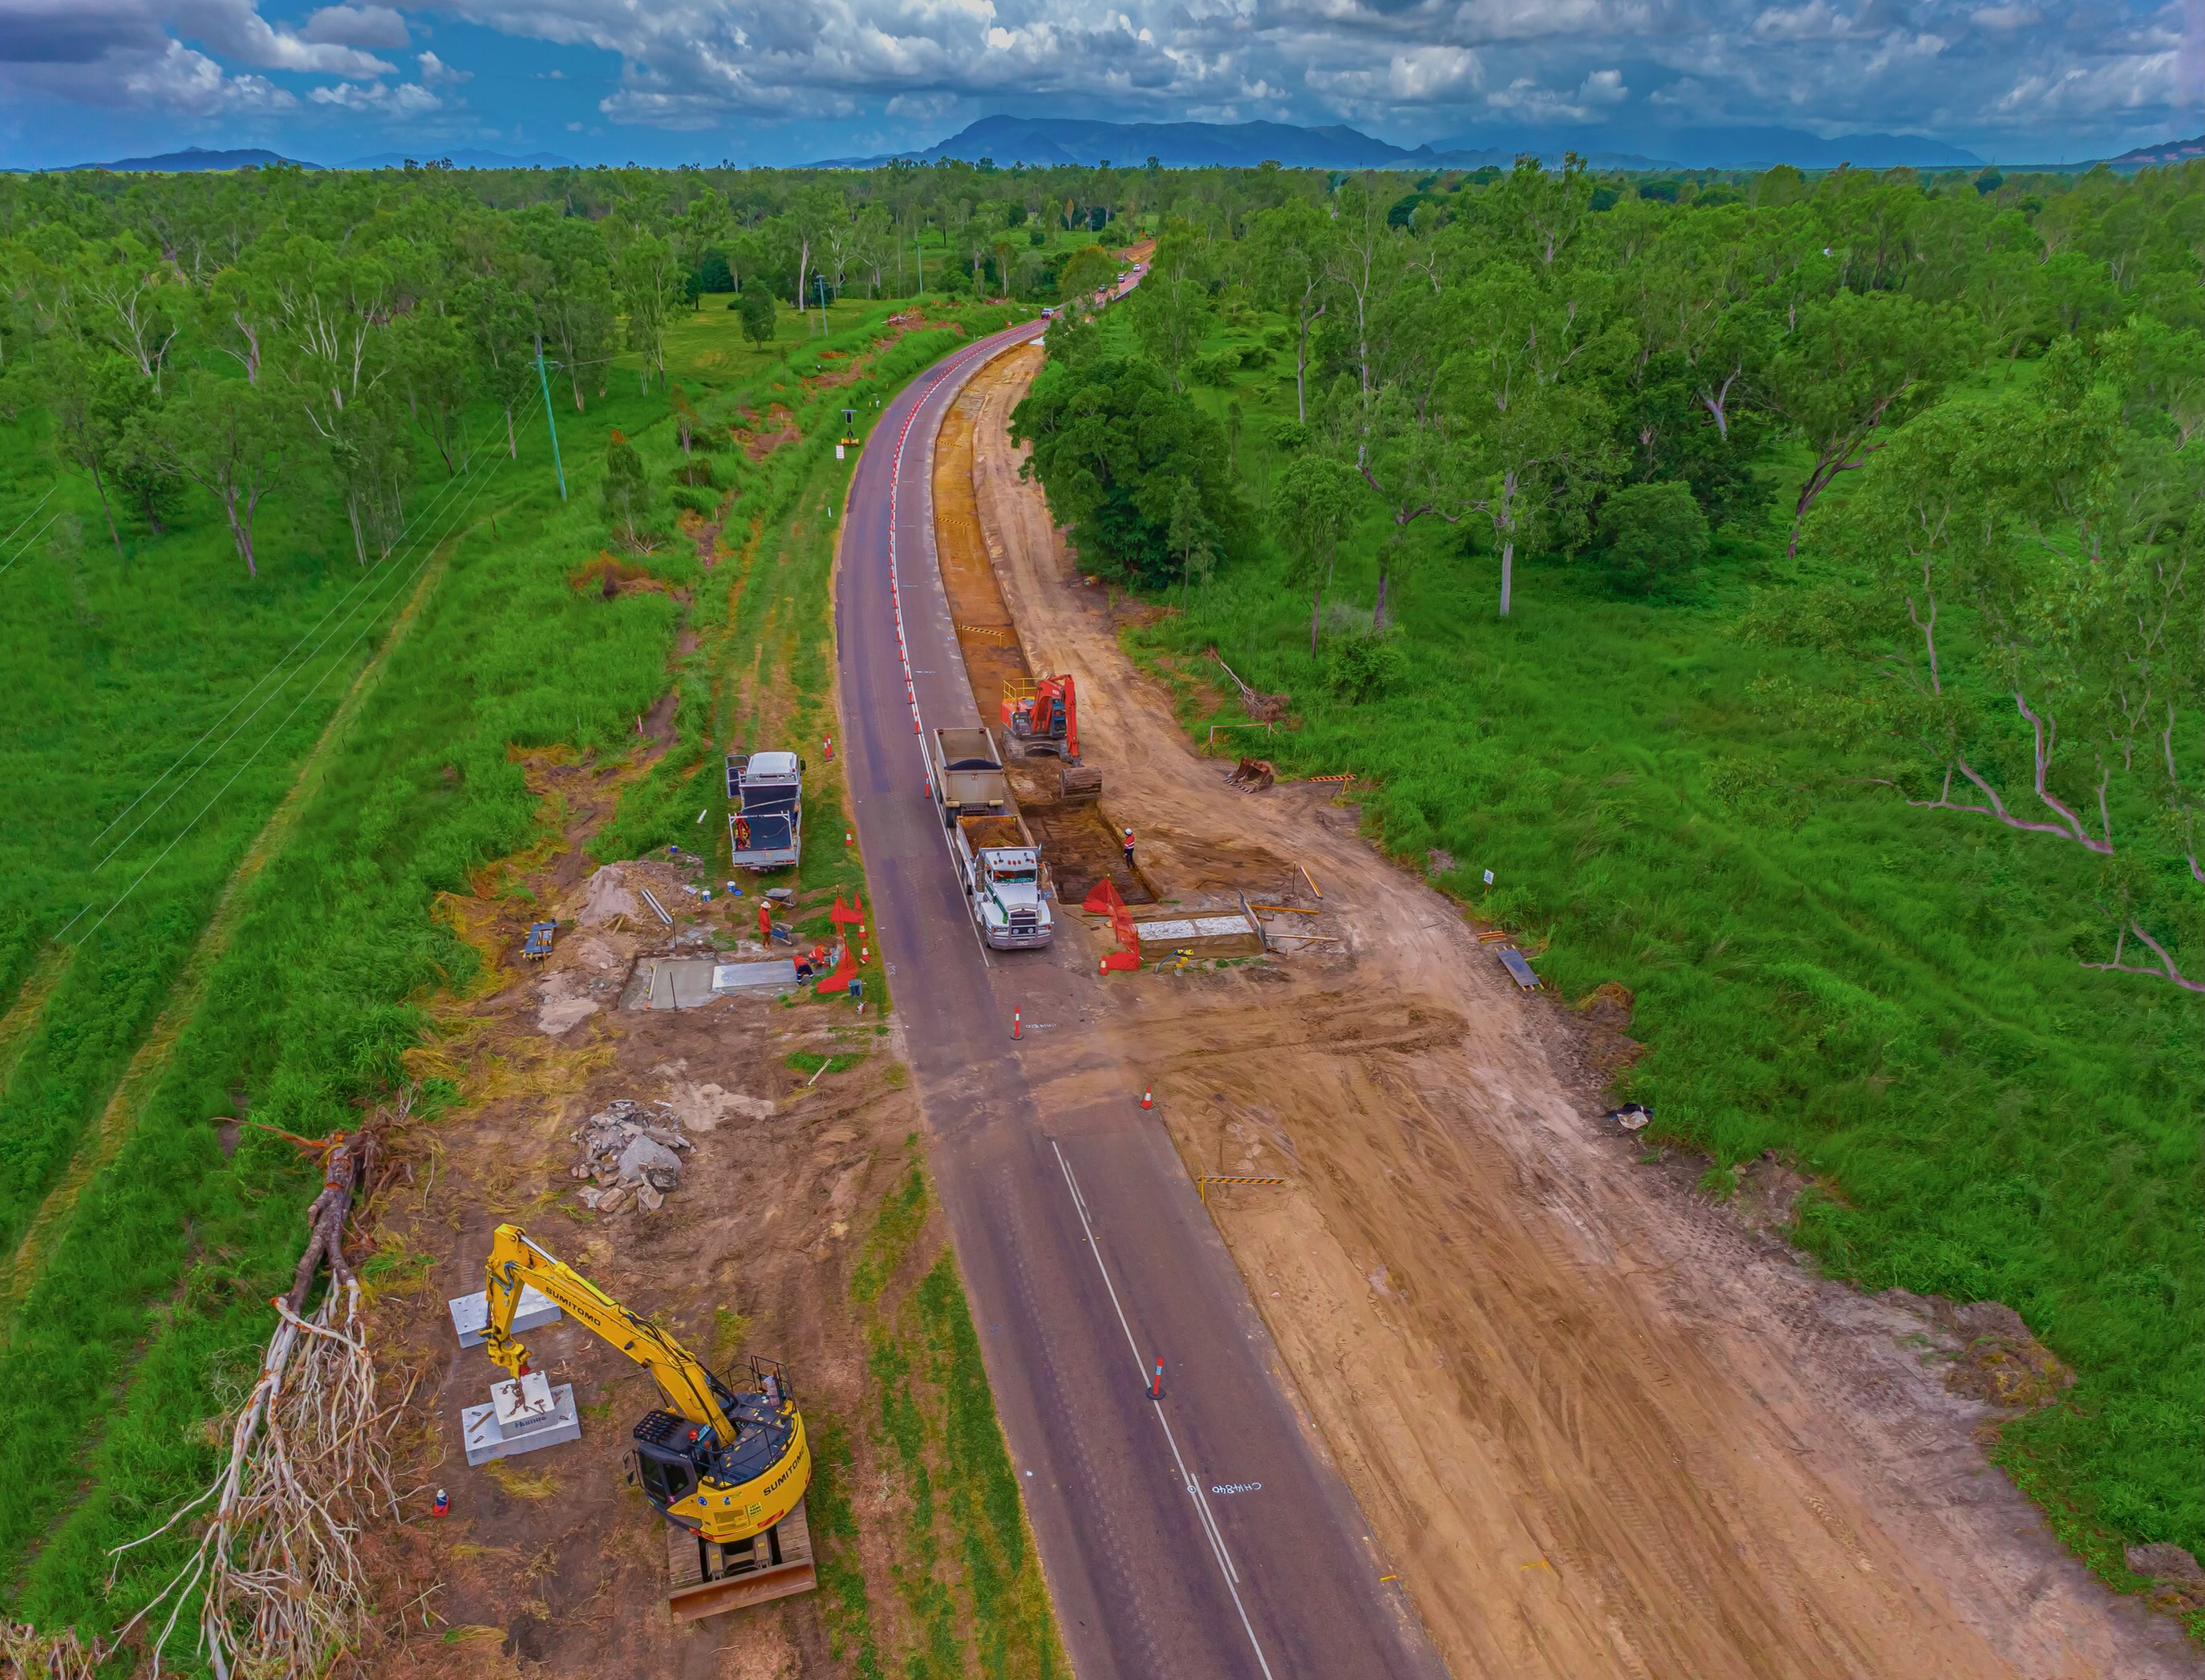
[534,343,567,502]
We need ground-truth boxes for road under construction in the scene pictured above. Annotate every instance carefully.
[834,324,2203,1680]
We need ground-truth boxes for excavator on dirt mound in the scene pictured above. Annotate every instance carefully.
[480,1223,817,1621]
[1003,673,1102,800]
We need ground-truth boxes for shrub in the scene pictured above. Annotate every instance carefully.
[669,486,715,517]
[1191,350,1241,387]
[672,457,719,488]
[1598,480,1710,595]
[1325,628,1404,702]
[602,429,654,544]
[738,282,777,350]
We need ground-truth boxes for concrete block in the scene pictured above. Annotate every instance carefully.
[462,1375,581,1467]
[448,1285,561,1349]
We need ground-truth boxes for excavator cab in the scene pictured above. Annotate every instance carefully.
[623,1357,818,1622]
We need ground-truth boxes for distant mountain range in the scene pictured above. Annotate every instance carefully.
[37,144,578,174]
[816,115,1983,173]
[339,148,579,170]
[2105,132,2205,168]
[1433,124,1981,172]
[66,146,321,172]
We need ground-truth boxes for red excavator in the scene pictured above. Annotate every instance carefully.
[1002,674,1081,763]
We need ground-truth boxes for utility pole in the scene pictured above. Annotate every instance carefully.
[814,273,829,337]
[533,339,567,502]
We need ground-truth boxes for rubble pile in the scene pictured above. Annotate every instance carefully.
[569,1099,691,1213]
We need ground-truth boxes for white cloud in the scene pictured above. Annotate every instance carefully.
[417,48,469,83]
[0,0,2187,161]
[118,36,295,108]
[299,4,408,47]
[309,75,441,112]
[171,0,396,73]
[1577,65,1625,103]
[1388,44,1480,99]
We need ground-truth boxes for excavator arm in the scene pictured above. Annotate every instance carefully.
[482,1222,736,1443]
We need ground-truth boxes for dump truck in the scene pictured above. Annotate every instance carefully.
[728,750,802,872]
[955,813,1053,949]
[927,727,1009,824]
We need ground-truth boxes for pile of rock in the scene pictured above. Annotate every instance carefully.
[569,1099,691,1213]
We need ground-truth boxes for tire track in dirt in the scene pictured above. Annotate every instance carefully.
[963,339,2203,1680]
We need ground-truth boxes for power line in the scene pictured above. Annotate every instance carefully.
[89,459,492,851]
[0,483,58,551]
[87,455,498,874]
[58,419,537,946]
[0,511,65,582]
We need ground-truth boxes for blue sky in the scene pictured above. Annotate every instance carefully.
[0,0,2187,168]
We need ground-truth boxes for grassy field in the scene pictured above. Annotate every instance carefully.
[1093,305,2205,1601]
[0,288,1059,1671]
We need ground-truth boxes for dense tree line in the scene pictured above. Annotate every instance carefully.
[1013,156,2205,992]
[0,160,1128,577]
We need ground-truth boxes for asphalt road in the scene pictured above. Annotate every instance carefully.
[834,319,1450,1680]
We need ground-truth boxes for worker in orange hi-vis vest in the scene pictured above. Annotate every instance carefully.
[756,901,772,943]
[1121,828,1136,872]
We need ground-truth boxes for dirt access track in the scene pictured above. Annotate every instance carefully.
[957,340,2203,1680]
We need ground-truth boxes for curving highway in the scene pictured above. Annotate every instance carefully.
[834,318,1449,1680]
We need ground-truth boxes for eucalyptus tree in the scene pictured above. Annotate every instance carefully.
[1249,197,1335,422]
[156,372,289,576]
[1827,354,2205,988]
[1761,287,1974,555]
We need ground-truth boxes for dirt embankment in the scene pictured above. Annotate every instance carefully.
[354,751,939,1680]
[960,340,2203,1680]
[934,383,1153,908]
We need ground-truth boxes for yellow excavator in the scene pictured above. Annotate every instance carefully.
[480,1222,817,1620]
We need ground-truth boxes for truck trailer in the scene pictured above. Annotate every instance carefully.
[727,751,802,872]
[926,727,1008,824]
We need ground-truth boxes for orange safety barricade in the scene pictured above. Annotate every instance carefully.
[1083,880,1143,973]
[815,943,859,994]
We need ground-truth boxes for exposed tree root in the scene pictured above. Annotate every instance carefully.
[6,1098,411,1680]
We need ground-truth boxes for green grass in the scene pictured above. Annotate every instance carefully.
[1089,302,2205,1592]
[0,293,1031,1632]
[0,429,440,1271]
[849,1172,1068,1679]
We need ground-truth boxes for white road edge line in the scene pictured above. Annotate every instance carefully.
[882,322,1045,972]
[1053,1140,1275,1680]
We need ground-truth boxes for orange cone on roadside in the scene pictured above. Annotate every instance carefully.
[1012,1008,1022,1040]
[1140,1087,1153,1110]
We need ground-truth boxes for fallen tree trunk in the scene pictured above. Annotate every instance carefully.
[63,1094,410,1678]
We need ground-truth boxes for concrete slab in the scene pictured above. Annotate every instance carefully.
[1133,915,1254,944]
[713,958,800,993]
[448,1285,562,1348]
[645,958,726,1009]
[462,1376,582,1467]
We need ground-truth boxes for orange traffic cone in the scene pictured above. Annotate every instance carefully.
[1012,1008,1022,1040]
[1140,1087,1153,1110]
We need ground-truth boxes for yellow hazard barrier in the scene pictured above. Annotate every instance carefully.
[1197,1175,1289,1204]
